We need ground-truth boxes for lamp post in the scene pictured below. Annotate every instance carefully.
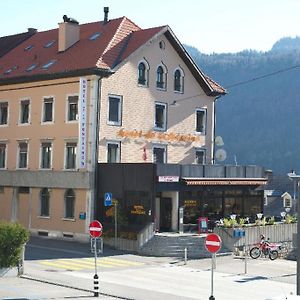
[287,171,300,295]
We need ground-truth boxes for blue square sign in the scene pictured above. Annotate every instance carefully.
[104,192,112,206]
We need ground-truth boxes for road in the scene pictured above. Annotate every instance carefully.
[1,236,297,300]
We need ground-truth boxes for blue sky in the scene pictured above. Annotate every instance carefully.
[1,0,300,54]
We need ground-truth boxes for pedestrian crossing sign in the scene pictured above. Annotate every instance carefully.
[104,192,112,206]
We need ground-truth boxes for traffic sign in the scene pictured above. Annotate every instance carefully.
[89,220,103,238]
[104,192,112,206]
[205,233,222,253]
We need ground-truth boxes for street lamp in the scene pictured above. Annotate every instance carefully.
[280,211,286,221]
[287,171,300,295]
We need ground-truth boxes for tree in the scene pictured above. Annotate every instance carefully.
[0,222,29,268]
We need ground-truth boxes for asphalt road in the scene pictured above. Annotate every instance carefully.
[1,236,297,300]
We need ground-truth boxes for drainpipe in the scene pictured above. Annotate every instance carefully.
[212,95,221,164]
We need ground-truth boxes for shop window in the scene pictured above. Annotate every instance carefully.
[40,188,50,217]
[0,143,6,169]
[154,102,167,131]
[107,142,120,163]
[65,142,77,169]
[65,189,75,219]
[41,142,52,169]
[195,108,206,134]
[153,145,166,163]
[195,148,206,164]
[18,142,28,169]
[108,95,122,126]
[0,102,8,125]
[67,95,78,121]
[42,97,54,123]
[20,99,30,124]
[174,68,184,93]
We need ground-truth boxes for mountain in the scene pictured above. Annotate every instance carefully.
[185,38,300,174]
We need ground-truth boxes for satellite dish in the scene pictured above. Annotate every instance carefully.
[215,149,227,162]
[215,136,224,146]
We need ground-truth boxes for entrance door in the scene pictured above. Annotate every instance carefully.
[160,197,172,231]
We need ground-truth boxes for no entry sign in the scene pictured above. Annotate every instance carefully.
[89,220,103,238]
[205,233,222,253]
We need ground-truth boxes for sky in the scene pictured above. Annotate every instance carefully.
[1,0,300,54]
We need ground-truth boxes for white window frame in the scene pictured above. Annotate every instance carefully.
[40,141,53,169]
[64,141,77,170]
[283,196,292,208]
[0,101,8,126]
[0,142,7,169]
[41,96,54,124]
[195,148,206,164]
[66,94,79,123]
[137,59,150,87]
[106,141,121,163]
[19,98,30,125]
[195,108,207,134]
[152,144,167,163]
[173,67,184,93]
[154,102,167,131]
[17,141,29,169]
[107,95,122,126]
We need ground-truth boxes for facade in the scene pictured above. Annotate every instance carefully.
[0,9,266,240]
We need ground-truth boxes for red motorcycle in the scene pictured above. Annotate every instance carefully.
[250,235,281,260]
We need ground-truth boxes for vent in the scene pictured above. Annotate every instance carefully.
[38,231,49,237]
[63,232,74,238]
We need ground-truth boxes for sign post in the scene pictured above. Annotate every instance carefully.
[89,220,103,297]
[205,233,222,300]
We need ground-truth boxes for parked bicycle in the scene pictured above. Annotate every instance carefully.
[250,235,281,260]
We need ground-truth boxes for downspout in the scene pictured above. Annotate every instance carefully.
[212,95,221,164]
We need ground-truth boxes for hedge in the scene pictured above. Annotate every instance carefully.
[0,222,29,268]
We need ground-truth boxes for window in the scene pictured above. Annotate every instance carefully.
[18,142,28,169]
[0,102,8,125]
[108,95,122,126]
[153,145,166,163]
[42,97,54,122]
[154,102,167,131]
[65,142,77,169]
[107,142,120,163]
[41,142,52,169]
[196,108,207,134]
[138,62,147,85]
[156,66,166,89]
[65,189,75,219]
[174,68,184,93]
[0,143,6,168]
[42,59,57,70]
[89,32,101,40]
[40,188,50,217]
[283,196,292,208]
[195,148,206,164]
[19,187,30,194]
[67,95,78,121]
[20,100,30,124]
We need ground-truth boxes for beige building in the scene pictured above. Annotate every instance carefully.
[0,9,228,240]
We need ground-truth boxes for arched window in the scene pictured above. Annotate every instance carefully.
[40,188,50,217]
[65,189,75,219]
[156,66,166,89]
[138,62,146,85]
[174,68,184,93]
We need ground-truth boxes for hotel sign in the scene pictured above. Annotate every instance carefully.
[78,77,87,169]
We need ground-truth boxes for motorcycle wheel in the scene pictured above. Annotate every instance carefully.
[269,250,278,260]
[250,247,261,259]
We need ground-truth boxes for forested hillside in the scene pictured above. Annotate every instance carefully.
[185,37,300,174]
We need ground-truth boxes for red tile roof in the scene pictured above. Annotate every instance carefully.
[0,16,225,95]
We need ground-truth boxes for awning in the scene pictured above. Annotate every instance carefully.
[184,178,268,186]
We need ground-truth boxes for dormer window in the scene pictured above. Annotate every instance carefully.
[156,64,167,90]
[89,32,101,40]
[174,68,184,93]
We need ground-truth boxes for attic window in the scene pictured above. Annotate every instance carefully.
[42,59,57,70]
[44,40,56,48]
[26,64,37,72]
[89,32,101,41]
[4,65,17,75]
[24,45,33,51]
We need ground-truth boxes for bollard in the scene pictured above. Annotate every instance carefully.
[184,247,187,265]
[94,274,99,297]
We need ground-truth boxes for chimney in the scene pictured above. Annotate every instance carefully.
[104,7,109,24]
[58,15,80,52]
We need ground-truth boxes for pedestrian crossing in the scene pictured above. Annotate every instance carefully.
[36,257,144,271]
